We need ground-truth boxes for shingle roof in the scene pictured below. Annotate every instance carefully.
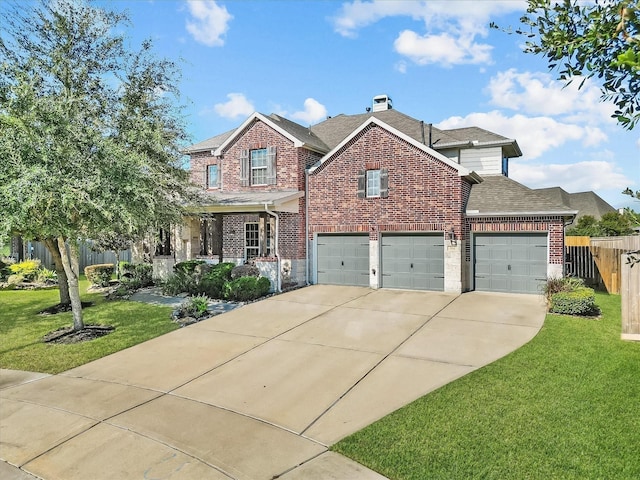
[535,187,614,221]
[467,175,576,216]
[185,129,235,153]
[187,108,522,157]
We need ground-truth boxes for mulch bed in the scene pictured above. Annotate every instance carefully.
[38,302,95,315]
[43,325,115,344]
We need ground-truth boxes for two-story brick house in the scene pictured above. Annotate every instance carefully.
[159,95,575,294]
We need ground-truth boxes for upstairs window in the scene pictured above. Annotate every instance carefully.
[207,164,219,189]
[366,170,381,197]
[357,168,389,199]
[251,149,268,185]
[240,146,276,186]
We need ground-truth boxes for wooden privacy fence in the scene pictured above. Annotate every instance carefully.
[590,236,640,295]
[564,236,601,287]
[621,252,640,341]
[26,240,131,273]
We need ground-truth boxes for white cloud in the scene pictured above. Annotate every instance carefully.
[332,0,525,65]
[394,29,492,66]
[510,160,630,193]
[486,69,615,123]
[213,93,254,119]
[436,110,606,159]
[185,0,232,47]
[289,98,328,125]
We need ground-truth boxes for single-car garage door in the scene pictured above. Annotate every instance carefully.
[381,234,444,291]
[317,234,369,286]
[474,233,547,294]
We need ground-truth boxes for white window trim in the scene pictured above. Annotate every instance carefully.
[366,169,381,198]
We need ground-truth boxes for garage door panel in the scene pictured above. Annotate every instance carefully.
[317,235,369,287]
[382,234,444,291]
[474,233,547,294]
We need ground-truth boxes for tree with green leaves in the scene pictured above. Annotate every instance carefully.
[0,0,197,331]
[511,0,639,129]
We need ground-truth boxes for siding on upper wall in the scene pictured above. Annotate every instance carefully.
[460,146,502,175]
[439,148,459,163]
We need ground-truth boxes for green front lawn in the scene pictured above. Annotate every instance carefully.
[0,278,178,374]
[334,292,640,479]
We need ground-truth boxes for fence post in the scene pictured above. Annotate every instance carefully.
[621,253,640,341]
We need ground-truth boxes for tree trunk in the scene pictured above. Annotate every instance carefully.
[43,237,70,305]
[57,237,84,331]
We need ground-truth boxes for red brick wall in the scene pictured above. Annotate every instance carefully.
[466,216,565,264]
[308,124,468,238]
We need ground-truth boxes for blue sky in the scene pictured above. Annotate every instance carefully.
[111,1,637,207]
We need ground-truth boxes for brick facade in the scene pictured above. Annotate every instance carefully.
[308,124,468,240]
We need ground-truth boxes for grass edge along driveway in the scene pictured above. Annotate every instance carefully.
[0,279,178,374]
[334,292,640,480]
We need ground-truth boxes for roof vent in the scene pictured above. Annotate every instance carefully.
[372,94,392,112]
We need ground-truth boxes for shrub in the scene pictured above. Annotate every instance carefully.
[174,260,207,275]
[36,268,58,284]
[542,276,585,302]
[224,276,271,301]
[230,264,260,280]
[7,274,24,285]
[84,263,115,287]
[212,262,235,280]
[119,262,153,289]
[550,287,598,316]
[9,259,41,280]
[181,294,210,319]
[194,262,236,299]
[161,271,196,296]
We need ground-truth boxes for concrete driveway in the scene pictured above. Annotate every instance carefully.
[1,285,546,480]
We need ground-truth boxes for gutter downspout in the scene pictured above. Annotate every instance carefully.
[264,203,281,292]
[305,168,311,285]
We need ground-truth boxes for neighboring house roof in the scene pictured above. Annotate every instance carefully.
[310,116,483,184]
[187,190,304,214]
[467,175,577,217]
[185,129,235,153]
[534,187,615,222]
[187,108,521,158]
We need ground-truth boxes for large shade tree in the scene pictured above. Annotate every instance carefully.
[0,0,197,330]
[502,0,639,129]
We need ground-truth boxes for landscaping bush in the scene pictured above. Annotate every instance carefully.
[35,268,57,284]
[195,262,236,299]
[161,271,197,296]
[173,259,207,275]
[550,286,598,316]
[230,263,260,280]
[542,276,585,302]
[84,264,115,287]
[182,293,210,319]
[118,262,153,291]
[224,276,271,301]
[9,259,41,281]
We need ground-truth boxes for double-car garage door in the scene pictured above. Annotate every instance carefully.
[474,233,548,294]
[316,234,444,290]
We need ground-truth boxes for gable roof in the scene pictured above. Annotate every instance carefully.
[309,116,482,183]
[535,187,615,222]
[187,108,522,158]
[467,175,577,217]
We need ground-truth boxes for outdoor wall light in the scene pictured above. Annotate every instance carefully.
[448,228,457,245]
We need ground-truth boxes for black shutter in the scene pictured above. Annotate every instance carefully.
[240,149,249,186]
[357,170,366,198]
[380,168,389,198]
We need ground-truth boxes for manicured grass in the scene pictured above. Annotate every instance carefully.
[334,292,640,479]
[0,278,178,374]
